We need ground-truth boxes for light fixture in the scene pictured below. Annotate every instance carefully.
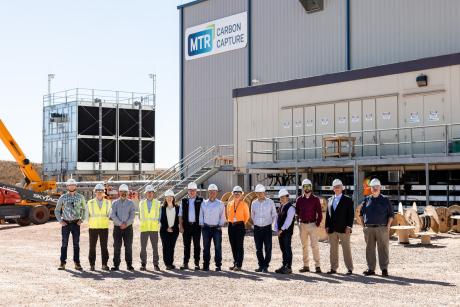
[416,74,428,87]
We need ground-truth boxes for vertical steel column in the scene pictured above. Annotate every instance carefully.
[98,99,103,180]
[425,163,430,207]
[116,95,119,175]
[138,100,143,179]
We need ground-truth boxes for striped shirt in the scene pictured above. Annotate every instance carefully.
[251,198,277,227]
[55,192,86,223]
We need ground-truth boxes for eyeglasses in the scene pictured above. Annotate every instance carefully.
[233,191,242,194]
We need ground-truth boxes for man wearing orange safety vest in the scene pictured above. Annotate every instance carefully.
[86,183,111,271]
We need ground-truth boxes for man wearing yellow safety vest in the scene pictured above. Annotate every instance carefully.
[139,184,162,271]
[86,183,111,271]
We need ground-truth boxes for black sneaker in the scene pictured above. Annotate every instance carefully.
[382,269,389,277]
[140,265,146,271]
[326,269,336,274]
[255,267,263,272]
[233,266,241,272]
[180,264,189,270]
[101,265,110,271]
[58,263,66,270]
[202,266,209,271]
[90,265,95,271]
[75,263,83,271]
[346,270,353,275]
[111,266,119,271]
[299,266,310,273]
[363,269,375,276]
[194,265,201,271]
[127,266,135,271]
[154,265,161,271]
[281,267,292,274]
[275,267,285,274]
[215,267,222,272]
[315,267,322,273]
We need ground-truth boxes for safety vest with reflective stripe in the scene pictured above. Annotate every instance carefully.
[139,199,161,232]
[88,198,111,229]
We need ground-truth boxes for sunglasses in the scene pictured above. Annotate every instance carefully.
[302,184,312,189]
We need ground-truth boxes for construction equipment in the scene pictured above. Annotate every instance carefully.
[0,119,58,226]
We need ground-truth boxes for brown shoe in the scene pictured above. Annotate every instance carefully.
[58,263,65,270]
[299,266,310,273]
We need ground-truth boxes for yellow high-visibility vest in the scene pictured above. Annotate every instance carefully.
[139,199,161,232]
[88,198,111,229]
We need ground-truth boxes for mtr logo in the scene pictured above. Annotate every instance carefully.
[187,27,214,57]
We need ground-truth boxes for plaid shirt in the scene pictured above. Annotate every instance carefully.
[55,192,86,223]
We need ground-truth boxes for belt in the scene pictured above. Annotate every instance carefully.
[63,220,79,224]
[365,224,387,227]
[300,220,316,224]
[254,224,272,228]
[229,221,244,226]
[203,224,220,228]
[186,222,198,226]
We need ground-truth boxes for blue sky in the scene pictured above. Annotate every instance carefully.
[0,0,193,168]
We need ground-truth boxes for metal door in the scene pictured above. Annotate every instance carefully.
[316,104,335,158]
[423,93,446,154]
[401,95,423,155]
[279,108,293,160]
[349,100,362,156]
[293,107,304,159]
[362,99,376,156]
[376,96,398,156]
[304,106,316,159]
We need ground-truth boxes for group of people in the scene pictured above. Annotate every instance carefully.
[55,176,394,276]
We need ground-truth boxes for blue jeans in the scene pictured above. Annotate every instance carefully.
[202,226,222,268]
[60,222,81,264]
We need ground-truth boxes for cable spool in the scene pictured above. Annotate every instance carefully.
[448,204,460,232]
[423,206,440,233]
[390,213,409,237]
[220,192,232,205]
[418,214,438,233]
[317,198,328,242]
[355,204,363,226]
[243,192,257,229]
[404,208,421,237]
[435,207,451,233]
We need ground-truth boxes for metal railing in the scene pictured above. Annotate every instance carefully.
[248,123,460,163]
[43,88,154,106]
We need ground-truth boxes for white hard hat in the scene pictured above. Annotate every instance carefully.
[332,179,343,187]
[66,178,77,186]
[369,178,381,187]
[254,184,266,193]
[278,189,289,198]
[302,178,312,186]
[187,182,198,190]
[164,189,175,197]
[207,184,218,191]
[232,185,243,193]
[118,184,129,192]
[144,184,155,193]
[94,183,105,191]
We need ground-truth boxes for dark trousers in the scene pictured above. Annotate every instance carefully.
[278,232,293,268]
[60,222,80,264]
[228,223,245,267]
[182,223,201,265]
[113,225,133,267]
[160,230,179,266]
[202,226,222,268]
[254,225,272,269]
[88,228,109,266]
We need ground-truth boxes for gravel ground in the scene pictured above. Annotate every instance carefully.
[0,221,458,307]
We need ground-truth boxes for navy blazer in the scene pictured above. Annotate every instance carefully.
[160,205,180,233]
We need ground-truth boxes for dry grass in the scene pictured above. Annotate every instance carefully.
[0,160,42,185]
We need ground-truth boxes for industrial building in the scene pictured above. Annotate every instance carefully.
[178,0,460,204]
[42,88,155,181]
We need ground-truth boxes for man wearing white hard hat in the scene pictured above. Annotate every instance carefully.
[138,184,161,271]
[86,183,111,271]
[251,184,277,273]
[56,178,86,271]
[110,184,136,271]
[325,179,354,275]
[359,178,394,277]
[274,189,295,274]
[199,184,226,271]
[296,178,322,273]
[226,185,250,271]
[179,182,204,270]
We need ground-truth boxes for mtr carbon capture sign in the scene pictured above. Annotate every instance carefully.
[185,12,247,60]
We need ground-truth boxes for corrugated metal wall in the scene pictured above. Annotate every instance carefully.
[351,0,460,69]
[182,0,248,191]
[251,0,346,84]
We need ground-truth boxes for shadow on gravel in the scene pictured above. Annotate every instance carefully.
[322,273,455,287]
[0,225,21,231]
[68,269,161,281]
[402,243,447,249]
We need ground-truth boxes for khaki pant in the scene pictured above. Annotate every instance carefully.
[363,226,389,271]
[299,223,320,267]
[140,231,159,266]
[328,232,353,271]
